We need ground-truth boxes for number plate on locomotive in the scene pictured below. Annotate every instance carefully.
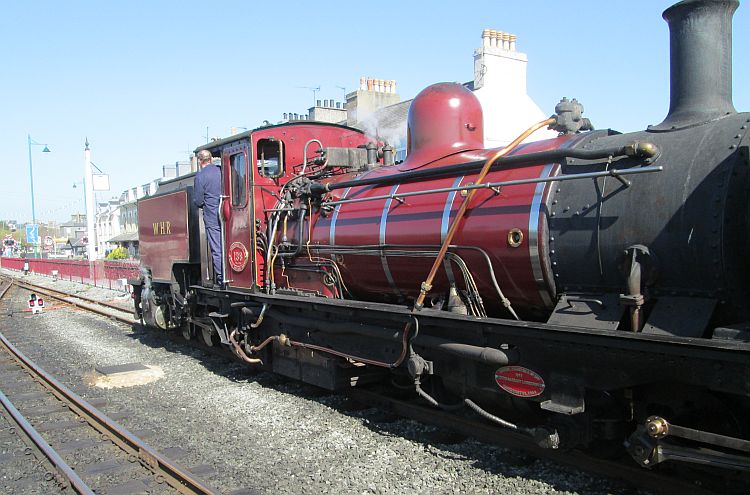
[494,366,545,397]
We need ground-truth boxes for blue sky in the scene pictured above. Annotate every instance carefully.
[2,1,748,223]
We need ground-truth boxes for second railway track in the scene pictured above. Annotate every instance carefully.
[9,276,136,324]
[0,277,235,494]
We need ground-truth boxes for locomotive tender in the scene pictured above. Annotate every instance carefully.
[132,0,750,474]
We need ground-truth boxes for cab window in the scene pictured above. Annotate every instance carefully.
[257,139,284,178]
[230,152,247,207]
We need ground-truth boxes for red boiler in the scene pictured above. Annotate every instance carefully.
[295,83,578,315]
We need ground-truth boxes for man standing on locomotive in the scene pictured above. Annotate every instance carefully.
[193,150,223,287]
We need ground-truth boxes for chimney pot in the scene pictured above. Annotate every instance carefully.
[501,32,510,50]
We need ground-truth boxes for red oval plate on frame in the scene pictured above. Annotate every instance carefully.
[494,366,545,398]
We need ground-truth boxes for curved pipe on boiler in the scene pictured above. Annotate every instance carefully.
[301,139,324,175]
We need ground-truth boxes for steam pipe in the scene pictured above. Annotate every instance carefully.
[242,314,415,369]
[266,308,517,366]
[229,330,263,364]
[301,139,324,175]
[323,165,663,207]
[310,142,659,195]
[277,204,308,258]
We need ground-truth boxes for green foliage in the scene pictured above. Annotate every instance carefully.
[106,247,129,260]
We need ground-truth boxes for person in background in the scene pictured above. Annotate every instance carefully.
[193,150,223,286]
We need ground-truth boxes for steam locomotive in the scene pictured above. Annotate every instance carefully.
[131,0,750,475]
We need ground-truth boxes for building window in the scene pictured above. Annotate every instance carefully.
[230,152,247,207]
[256,139,284,178]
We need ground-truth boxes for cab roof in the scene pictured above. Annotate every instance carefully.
[193,121,365,154]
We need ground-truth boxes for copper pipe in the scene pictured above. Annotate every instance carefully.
[414,117,556,312]
[248,320,413,369]
[289,320,413,369]
[229,330,263,364]
[249,335,280,353]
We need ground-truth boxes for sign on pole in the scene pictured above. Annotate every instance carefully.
[25,224,39,245]
[92,173,110,191]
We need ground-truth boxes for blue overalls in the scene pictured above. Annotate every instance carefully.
[193,163,223,285]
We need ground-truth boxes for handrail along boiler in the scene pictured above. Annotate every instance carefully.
[131,0,750,475]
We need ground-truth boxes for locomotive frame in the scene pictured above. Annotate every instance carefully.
[131,0,750,479]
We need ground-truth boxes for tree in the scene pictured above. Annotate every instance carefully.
[106,247,129,260]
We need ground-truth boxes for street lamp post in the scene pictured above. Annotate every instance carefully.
[72,179,87,214]
[27,134,51,258]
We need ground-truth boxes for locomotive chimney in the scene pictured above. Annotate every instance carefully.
[655,0,737,130]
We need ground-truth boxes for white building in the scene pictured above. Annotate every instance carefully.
[472,29,558,148]
[95,199,122,257]
[341,29,557,158]
[91,179,160,259]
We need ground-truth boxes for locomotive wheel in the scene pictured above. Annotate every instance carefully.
[201,327,215,347]
[182,324,192,341]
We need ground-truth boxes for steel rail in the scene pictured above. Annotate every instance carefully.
[0,278,12,298]
[1,272,131,312]
[11,278,136,325]
[20,278,130,311]
[0,389,94,494]
[0,332,219,495]
[0,276,220,494]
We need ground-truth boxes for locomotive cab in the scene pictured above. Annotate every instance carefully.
[193,122,379,292]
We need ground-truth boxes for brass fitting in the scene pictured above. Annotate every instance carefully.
[624,141,660,160]
[646,416,669,438]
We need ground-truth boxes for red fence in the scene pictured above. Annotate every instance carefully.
[0,257,140,292]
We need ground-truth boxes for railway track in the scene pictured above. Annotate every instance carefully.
[3,274,737,494]
[0,277,223,494]
[8,276,136,324]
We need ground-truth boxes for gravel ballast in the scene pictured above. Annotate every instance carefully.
[0,269,643,494]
